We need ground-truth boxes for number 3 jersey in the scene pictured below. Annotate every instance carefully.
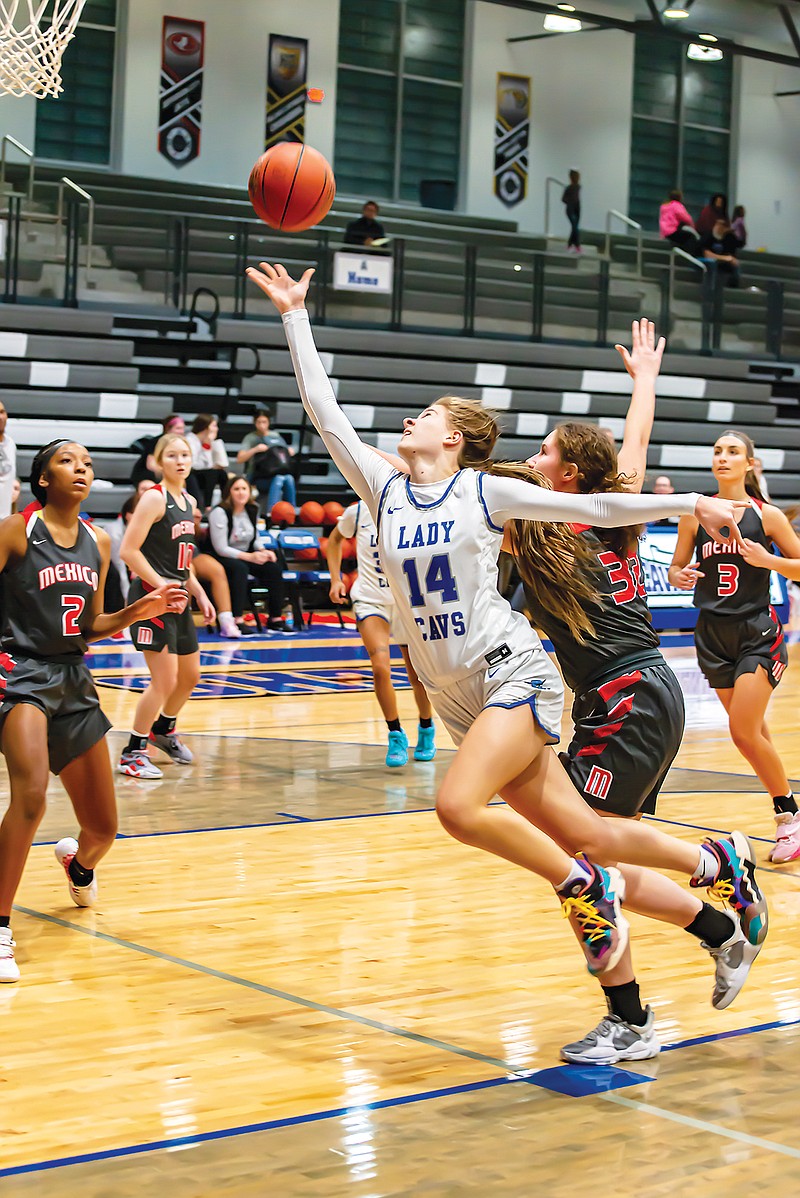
[1,509,101,660]
[376,469,543,692]
[337,501,393,607]
[694,499,771,617]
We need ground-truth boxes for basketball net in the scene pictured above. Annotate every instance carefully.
[0,0,87,98]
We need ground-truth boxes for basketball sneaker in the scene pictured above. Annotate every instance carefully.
[149,731,193,765]
[413,724,436,762]
[386,729,409,768]
[560,1006,659,1066]
[558,861,628,976]
[54,837,98,908]
[696,831,768,947]
[703,918,761,1011]
[769,811,800,863]
[219,615,242,639]
[0,926,19,983]
[118,749,163,779]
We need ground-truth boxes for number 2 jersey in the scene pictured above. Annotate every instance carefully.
[337,501,393,607]
[694,499,771,617]
[376,469,545,693]
[1,508,100,660]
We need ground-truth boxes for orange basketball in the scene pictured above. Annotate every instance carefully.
[299,501,325,526]
[342,537,357,561]
[322,500,344,526]
[248,142,336,233]
[270,500,296,526]
[319,536,329,558]
[295,545,319,561]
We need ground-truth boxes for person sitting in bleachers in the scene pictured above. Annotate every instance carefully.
[344,200,387,247]
[130,413,185,485]
[659,189,700,254]
[236,409,297,514]
[696,193,728,237]
[699,218,741,287]
[185,413,231,509]
[731,205,747,250]
[650,474,679,526]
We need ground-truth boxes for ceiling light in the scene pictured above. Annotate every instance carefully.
[543,13,582,32]
[663,8,690,18]
[556,3,576,9]
[687,43,723,61]
[513,264,522,272]
[698,33,718,42]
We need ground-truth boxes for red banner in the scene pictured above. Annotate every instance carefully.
[159,16,205,167]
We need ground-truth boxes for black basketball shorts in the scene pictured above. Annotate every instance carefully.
[560,660,685,819]
[128,579,198,656]
[0,653,111,775]
[694,607,788,692]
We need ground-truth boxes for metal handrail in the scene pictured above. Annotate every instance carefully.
[0,136,34,203]
[544,176,567,239]
[669,245,707,312]
[604,209,643,277]
[57,176,94,285]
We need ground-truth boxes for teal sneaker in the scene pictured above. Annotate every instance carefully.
[414,723,436,762]
[385,729,409,768]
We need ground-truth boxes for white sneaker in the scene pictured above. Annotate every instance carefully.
[560,1005,660,1065]
[219,616,242,639]
[769,811,800,863]
[0,925,19,983]
[118,749,163,779]
[54,837,98,908]
[704,918,761,1010]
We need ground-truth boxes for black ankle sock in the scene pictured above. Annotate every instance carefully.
[684,902,735,948]
[0,916,9,928]
[602,980,647,1027]
[126,733,148,754]
[773,793,798,816]
[387,719,402,733]
[152,714,177,737]
[68,857,94,888]
[419,717,433,729]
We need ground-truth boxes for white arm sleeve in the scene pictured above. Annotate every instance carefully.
[480,473,699,526]
[282,310,394,510]
[336,503,358,539]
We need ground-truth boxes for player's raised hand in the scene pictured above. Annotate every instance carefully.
[139,582,188,617]
[694,495,748,547]
[614,318,666,381]
[246,262,315,314]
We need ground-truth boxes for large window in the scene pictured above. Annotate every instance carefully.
[628,33,732,229]
[35,0,117,166]
[335,0,465,203]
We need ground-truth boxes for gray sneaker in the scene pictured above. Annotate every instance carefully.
[149,731,193,764]
[704,919,761,1011]
[560,1006,660,1066]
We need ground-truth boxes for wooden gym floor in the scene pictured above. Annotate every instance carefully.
[1,626,800,1196]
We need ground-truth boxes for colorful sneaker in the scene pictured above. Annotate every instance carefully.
[413,724,436,762]
[770,811,800,863]
[703,917,761,1011]
[560,1006,659,1065]
[150,732,193,765]
[385,729,409,768]
[700,831,768,947]
[118,749,163,779]
[558,862,628,976]
[0,926,19,983]
[54,837,98,908]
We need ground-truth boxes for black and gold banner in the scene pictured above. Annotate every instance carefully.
[158,17,205,167]
[494,73,530,208]
[266,34,308,148]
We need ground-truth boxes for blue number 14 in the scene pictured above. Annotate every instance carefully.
[401,553,459,608]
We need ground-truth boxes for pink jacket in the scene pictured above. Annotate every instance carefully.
[659,200,695,238]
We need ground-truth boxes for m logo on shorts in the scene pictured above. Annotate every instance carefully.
[585,765,613,801]
[137,627,154,647]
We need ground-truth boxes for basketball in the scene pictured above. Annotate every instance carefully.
[322,500,344,526]
[270,500,296,526]
[319,536,329,558]
[299,500,325,526]
[295,544,319,561]
[342,537,357,561]
[248,142,336,233]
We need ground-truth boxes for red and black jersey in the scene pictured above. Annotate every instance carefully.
[694,500,771,617]
[1,509,101,660]
[525,526,659,694]
[138,485,195,582]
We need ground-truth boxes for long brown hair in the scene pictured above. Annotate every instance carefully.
[219,474,259,524]
[489,461,599,642]
[553,422,642,558]
[719,429,764,501]
[434,396,500,468]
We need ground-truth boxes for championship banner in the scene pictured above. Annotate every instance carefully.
[158,17,205,167]
[266,34,308,149]
[494,73,530,208]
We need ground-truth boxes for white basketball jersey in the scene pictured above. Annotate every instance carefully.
[337,501,394,607]
[376,469,542,692]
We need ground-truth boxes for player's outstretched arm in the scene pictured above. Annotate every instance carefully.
[615,318,665,491]
[325,526,348,604]
[87,527,187,641]
[0,514,30,575]
[120,487,169,590]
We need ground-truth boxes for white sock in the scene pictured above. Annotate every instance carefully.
[219,611,234,623]
[692,844,719,885]
[555,857,593,893]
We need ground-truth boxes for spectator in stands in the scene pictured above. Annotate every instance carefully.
[185,413,230,509]
[344,200,386,247]
[753,456,771,501]
[696,193,728,237]
[562,169,582,253]
[731,205,747,250]
[659,189,700,254]
[0,401,17,519]
[699,218,741,287]
[237,409,297,513]
[130,413,185,486]
[206,475,290,634]
[651,474,679,525]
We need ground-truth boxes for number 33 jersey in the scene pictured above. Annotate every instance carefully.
[376,469,543,692]
[694,499,772,617]
[1,509,101,660]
